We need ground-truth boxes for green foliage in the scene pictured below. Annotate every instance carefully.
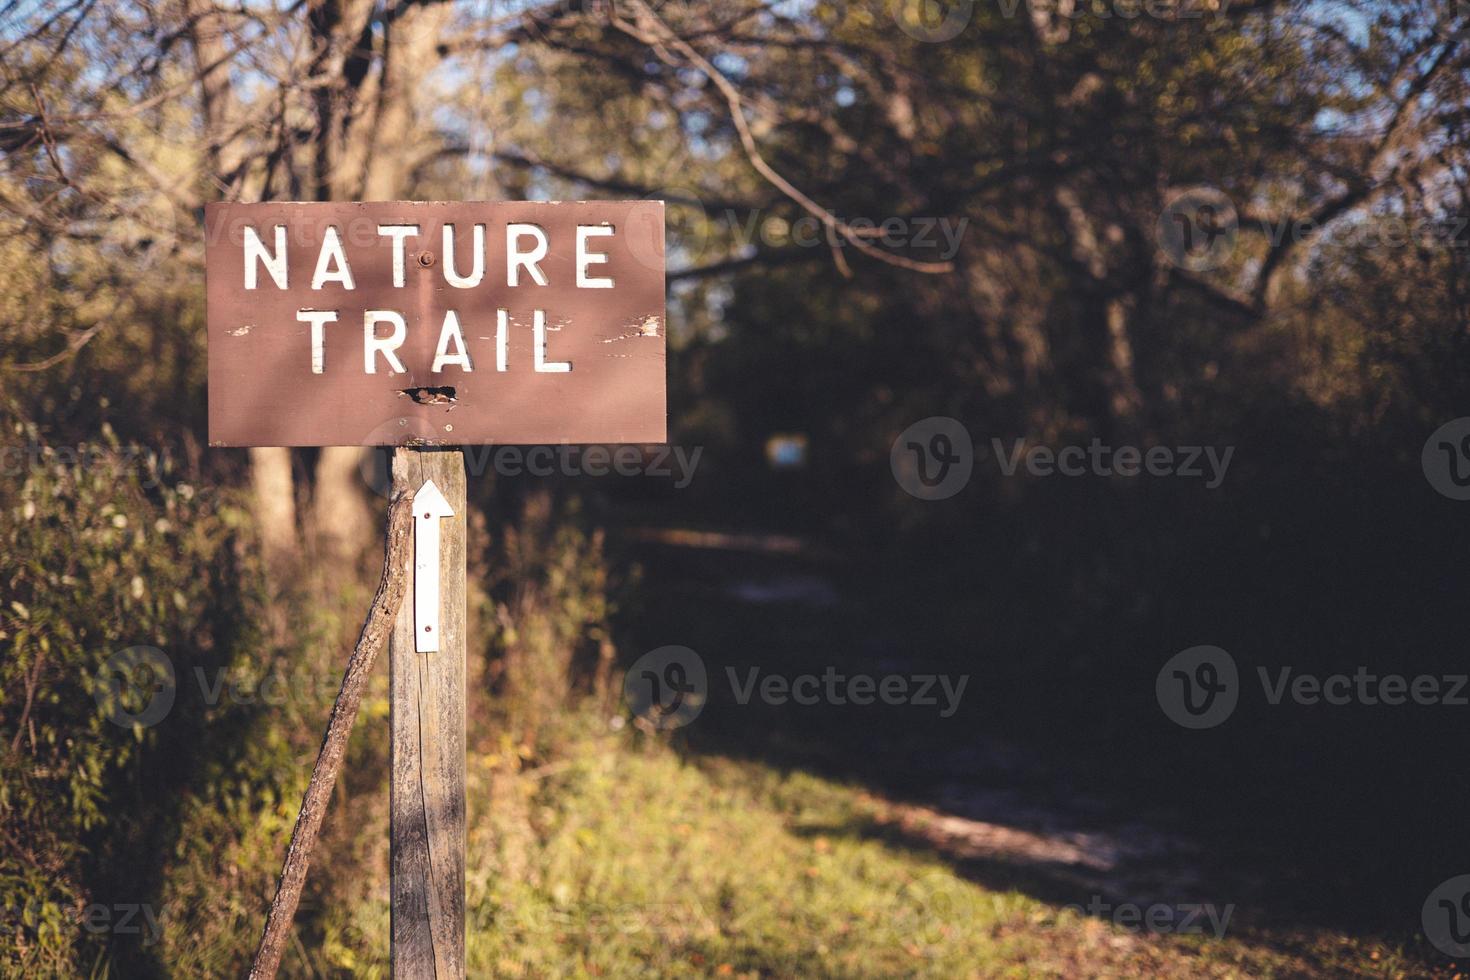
[2,1,1466,974]
[482,492,627,757]
[0,404,276,976]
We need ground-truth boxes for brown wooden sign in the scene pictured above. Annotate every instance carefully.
[205,201,666,447]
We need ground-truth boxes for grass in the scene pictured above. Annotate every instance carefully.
[8,474,1440,978]
[363,729,1432,979]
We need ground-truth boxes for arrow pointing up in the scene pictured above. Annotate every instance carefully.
[413,479,455,653]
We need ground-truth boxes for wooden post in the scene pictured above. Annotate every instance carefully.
[390,447,467,978]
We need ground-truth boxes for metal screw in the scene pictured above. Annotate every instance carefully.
[417,251,435,267]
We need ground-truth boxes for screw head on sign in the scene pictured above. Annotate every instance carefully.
[417,251,435,267]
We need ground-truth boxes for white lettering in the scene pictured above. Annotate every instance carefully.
[533,309,570,373]
[443,224,485,288]
[432,310,474,372]
[244,226,287,289]
[576,225,615,288]
[297,310,339,374]
[376,224,419,287]
[507,224,549,286]
[364,310,406,373]
[312,227,356,290]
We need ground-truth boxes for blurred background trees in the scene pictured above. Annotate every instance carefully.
[7,0,1467,514]
[3,0,1469,974]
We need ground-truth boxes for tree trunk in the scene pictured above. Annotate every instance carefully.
[313,446,375,564]
[250,447,299,570]
[310,0,453,566]
[188,0,301,569]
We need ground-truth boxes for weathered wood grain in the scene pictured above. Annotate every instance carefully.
[390,447,467,979]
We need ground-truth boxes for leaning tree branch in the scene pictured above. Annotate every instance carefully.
[611,0,956,276]
[249,487,415,980]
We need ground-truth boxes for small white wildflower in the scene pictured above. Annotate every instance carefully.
[22,500,35,520]
[130,576,145,600]
[112,514,128,529]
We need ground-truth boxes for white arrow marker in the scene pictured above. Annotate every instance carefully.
[413,479,455,653]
